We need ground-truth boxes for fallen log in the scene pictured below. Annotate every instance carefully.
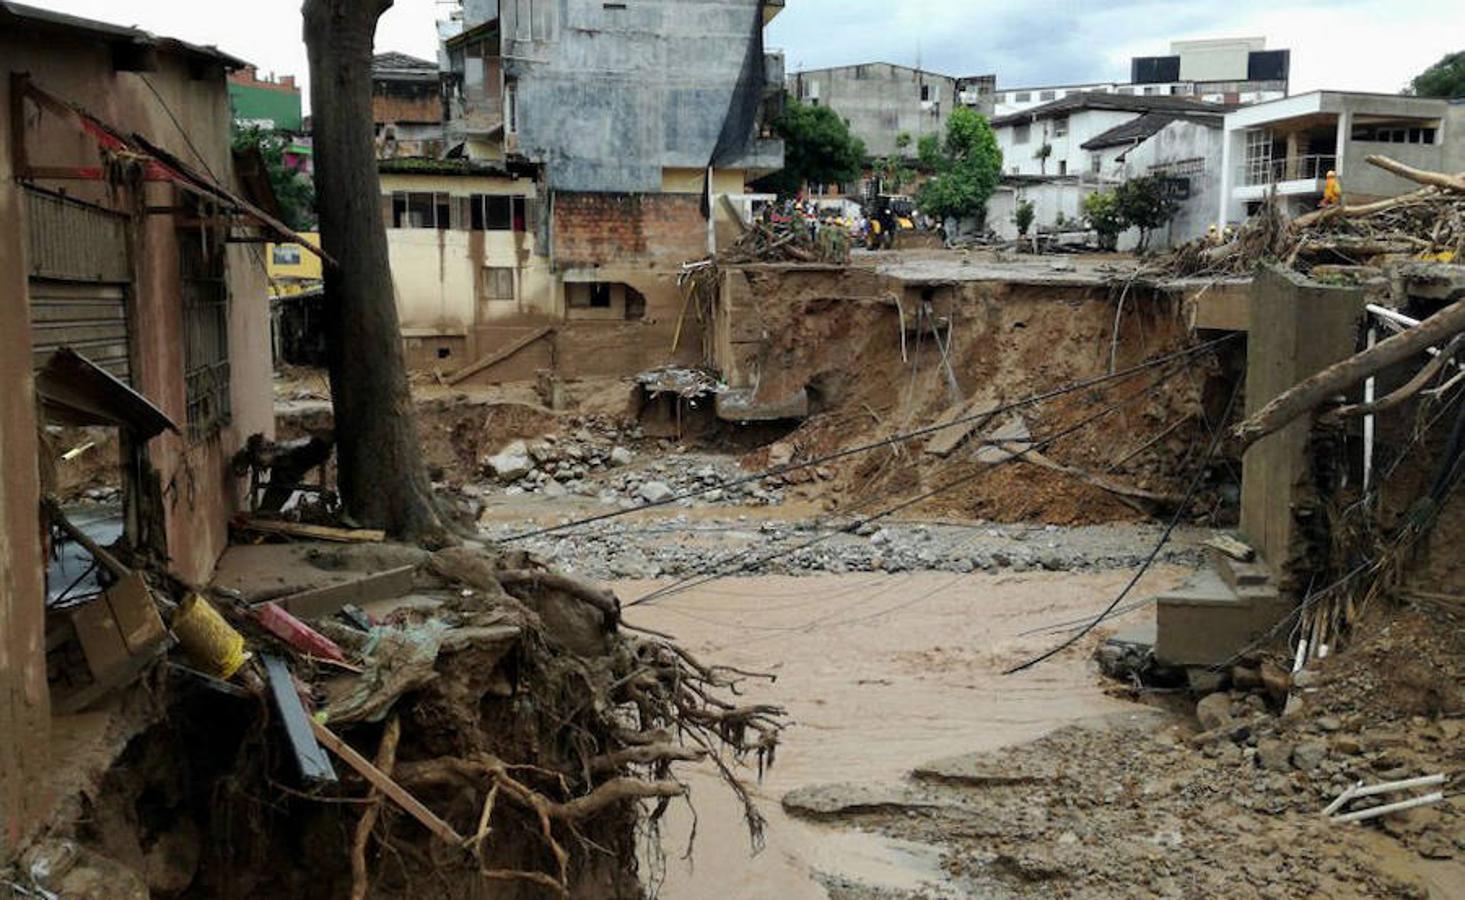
[1235,296,1465,446]
[1364,155,1465,194]
[1322,334,1464,423]
[1291,186,1440,230]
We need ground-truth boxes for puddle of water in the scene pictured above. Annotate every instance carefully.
[622,569,1186,898]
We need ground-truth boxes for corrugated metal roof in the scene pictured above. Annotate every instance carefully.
[0,1,248,69]
[1079,112,1222,150]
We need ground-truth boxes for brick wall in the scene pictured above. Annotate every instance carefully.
[553,192,706,268]
[373,83,441,125]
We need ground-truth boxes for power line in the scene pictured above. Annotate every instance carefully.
[501,334,1240,544]
[628,354,1193,610]
[1003,372,1245,676]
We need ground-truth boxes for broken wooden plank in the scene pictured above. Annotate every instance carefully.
[262,652,338,784]
[924,395,1001,457]
[447,326,555,386]
[273,565,415,619]
[234,517,386,544]
[312,719,465,845]
[1204,534,1257,563]
[255,602,350,664]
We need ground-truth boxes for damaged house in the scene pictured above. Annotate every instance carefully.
[0,1,318,857]
[380,0,787,382]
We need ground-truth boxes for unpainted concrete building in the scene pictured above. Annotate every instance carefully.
[0,1,299,859]
[383,0,787,382]
[788,62,996,160]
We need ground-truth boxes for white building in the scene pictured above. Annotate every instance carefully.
[990,93,1226,179]
[1218,91,1465,226]
[995,37,1289,118]
[985,93,1227,249]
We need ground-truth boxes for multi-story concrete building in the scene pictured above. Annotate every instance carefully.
[995,37,1289,118]
[381,0,787,382]
[985,93,1228,248]
[1218,91,1465,224]
[788,63,995,159]
[991,93,1226,179]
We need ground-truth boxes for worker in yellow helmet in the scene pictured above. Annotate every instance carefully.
[1320,170,1342,208]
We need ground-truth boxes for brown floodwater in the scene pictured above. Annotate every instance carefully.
[619,568,1187,898]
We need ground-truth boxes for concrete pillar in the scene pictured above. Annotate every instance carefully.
[1240,266,1364,585]
[1334,110,1352,186]
[1284,129,1301,180]
[0,72,52,863]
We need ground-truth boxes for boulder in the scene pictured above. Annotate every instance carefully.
[1256,738,1293,772]
[1291,742,1327,771]
[609,446,634,467]
[638,481,675,504]
[1196,692,1234,731]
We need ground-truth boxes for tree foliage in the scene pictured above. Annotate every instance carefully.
[915,107,1003,223]
[1409,51,1465,99]
[760,95,867,197]
[1114,175,1179,250]
[1082,190,1125,250]
[231,126,316,231]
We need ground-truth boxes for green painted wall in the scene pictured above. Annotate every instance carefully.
[230,83,303,133]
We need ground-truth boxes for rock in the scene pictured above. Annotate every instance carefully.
[1316,716,1342,732]
[609,446,634,467]
[1292,742,1327,772]
[485,448,533,482]
[1334,735,1363,755]
[542,481,567,499]
[1196,692,1234,731]
[1259,660,1292,700]
[1232,665,1264,690]
[1257,738,1294,772]
[638,481,675,504]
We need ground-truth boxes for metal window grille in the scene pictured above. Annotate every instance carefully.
[180,226,231,441]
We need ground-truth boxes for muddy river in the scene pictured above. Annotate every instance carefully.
[620,568,1188,898]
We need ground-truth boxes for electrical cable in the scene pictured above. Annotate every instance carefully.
[1002,372,1245,676]
[629,353,1194,611]
[501,334,1240,544]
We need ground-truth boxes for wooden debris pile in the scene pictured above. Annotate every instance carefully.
[1158,155,1465,279]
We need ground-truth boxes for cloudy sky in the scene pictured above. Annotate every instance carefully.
[24,0,1465,103]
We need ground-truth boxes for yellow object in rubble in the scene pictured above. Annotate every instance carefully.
[171,593,247,679]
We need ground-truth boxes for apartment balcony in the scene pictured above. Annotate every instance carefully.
[1232,153,1336,201]
[763,0,785,24]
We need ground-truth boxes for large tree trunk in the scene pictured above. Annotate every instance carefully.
[1234,296,1465,447]
[303,0,447,544]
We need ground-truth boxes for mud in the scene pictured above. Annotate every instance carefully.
[620,570,1187,898]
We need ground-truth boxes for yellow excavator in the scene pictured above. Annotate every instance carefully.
[866,194,916,250]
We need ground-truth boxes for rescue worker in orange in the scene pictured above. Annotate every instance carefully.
[1320,170,1342,208]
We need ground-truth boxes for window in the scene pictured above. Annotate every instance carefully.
[1352,123,1438,144]
[272,245,302,266]
[1052,116,1068,137]
[994,92,1006,103]
[590,283,611,308]
[1091,154,1102,174]
[921,84,931,102]
[506,82,518,133]
[1013,123,1031,145]
[179,220,230,441]
[392,191,450,229]
[1058,160,1067,176]
[1143,85,1158,96]
[1014,91,1031,102]
[482,267,515,300]
[1039,90,1056,101]
[1116,86,1135,95]
[469,194,528,232]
